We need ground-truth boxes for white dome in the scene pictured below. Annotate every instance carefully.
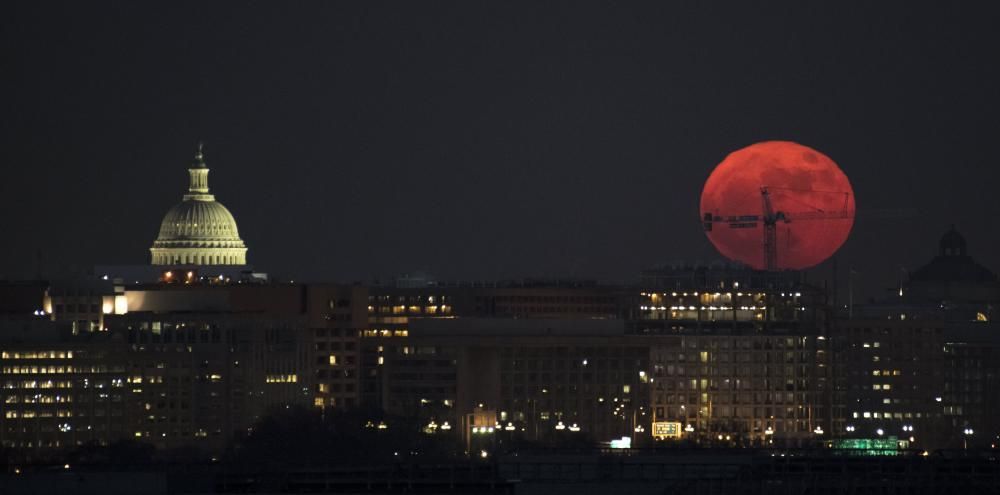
[154,200,243,245]
[149,145,248,266]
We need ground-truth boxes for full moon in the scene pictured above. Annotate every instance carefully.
[700,141,855,270]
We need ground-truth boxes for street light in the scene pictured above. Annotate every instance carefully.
[964,427,974,450]
[569,423,581,432]
[876,428,884,436]
[555,421,566,431]
[684,424,695,433]
[845,425,855,432]
[813,426,824,435]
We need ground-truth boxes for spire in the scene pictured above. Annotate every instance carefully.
[185,141,213,200]
[191,141,207,168]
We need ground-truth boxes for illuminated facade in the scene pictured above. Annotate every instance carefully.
[149,145,247,266]
[42,278,126,332]
[1,281,368,456]
[635,265,835,447]
[0,324,130,452]
[648,334,833,447]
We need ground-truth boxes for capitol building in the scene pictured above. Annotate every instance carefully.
[149,145,248,266]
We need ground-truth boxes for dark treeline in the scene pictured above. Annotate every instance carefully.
[4,405,597,470]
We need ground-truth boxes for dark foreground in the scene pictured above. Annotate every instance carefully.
[3,449,999,494]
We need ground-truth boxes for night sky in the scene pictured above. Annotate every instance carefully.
[3,2,999,299]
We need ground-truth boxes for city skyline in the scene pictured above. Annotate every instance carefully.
[4,2,1000,300]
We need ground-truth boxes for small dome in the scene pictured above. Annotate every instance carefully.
[939,226,967,257]
[910,226,996,285]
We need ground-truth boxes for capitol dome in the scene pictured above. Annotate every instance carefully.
[150,145,248,266]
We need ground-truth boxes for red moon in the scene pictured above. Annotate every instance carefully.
[700,141,855,270]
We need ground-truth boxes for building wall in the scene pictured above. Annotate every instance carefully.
[0,326,131,454]
[378,320,651,446]
[108,313,312,452]
[833,318,1000,450]
[648,333,833,447]
[307,285,368,410]
[362,283,625,410]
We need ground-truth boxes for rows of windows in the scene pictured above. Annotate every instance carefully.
[4,380,75,389]
[5,394,73,403]
[852,411,930,419]
[361,329,408,338]
[2,365,112,374]
[372,305,454,315]
[1,351,75,359]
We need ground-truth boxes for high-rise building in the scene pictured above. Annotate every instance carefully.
[1,321,131,454]
[634,264,835,447]
[834,228,1000,450]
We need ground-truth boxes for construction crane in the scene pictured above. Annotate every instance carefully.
[702,186,852,271]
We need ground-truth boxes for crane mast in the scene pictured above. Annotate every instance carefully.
[760,186,784,272]
[702,186,851,272]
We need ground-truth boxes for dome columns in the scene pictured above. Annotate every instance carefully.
[151,248,247,266]
[188,168,210,195]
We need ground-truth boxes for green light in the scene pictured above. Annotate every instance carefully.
[832,436,899,456]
